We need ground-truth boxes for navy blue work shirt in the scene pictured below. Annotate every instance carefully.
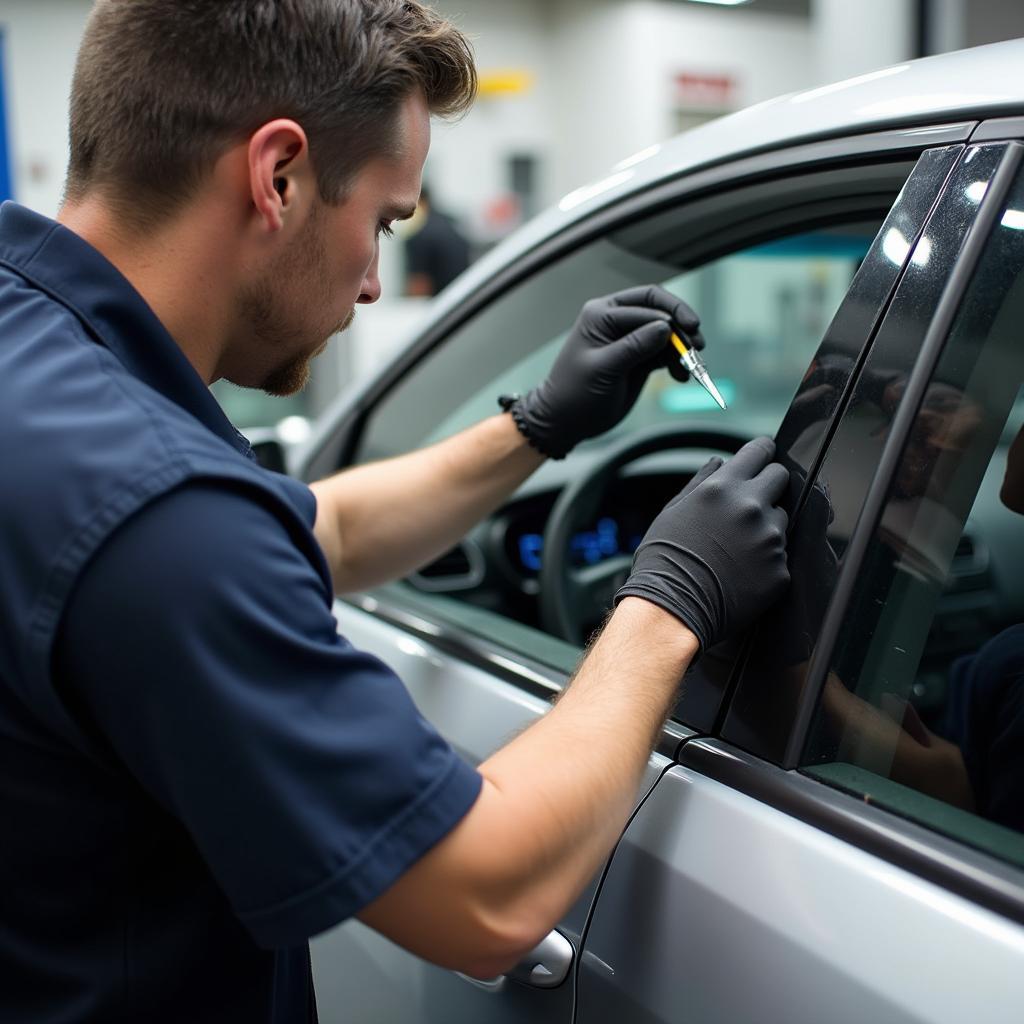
[0,203,482,1023]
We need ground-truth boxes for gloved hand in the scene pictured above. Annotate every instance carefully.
[615,437,790,652]
[506,285,704,459]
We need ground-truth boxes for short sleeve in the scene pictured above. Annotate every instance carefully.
[53,480,482,948]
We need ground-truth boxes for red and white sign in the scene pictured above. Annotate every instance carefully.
[673,71,737,108]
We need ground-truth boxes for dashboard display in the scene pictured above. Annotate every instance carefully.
[500,474,688,579]
[517,517,642,573]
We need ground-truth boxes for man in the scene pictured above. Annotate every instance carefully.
[0,2,790,1021]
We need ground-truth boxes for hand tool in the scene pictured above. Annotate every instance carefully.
[670,331,727,409]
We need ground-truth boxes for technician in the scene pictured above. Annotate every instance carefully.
[0,2,790,1022]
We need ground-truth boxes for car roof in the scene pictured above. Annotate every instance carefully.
[432,38,1024,317]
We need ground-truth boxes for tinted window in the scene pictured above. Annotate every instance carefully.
[723,145,985,760]
[802,155,1024,869]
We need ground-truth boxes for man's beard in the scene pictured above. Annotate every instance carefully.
[238,203,354,398]
[260,307,355,397]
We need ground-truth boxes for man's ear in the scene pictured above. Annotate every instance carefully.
[248,119,311,234]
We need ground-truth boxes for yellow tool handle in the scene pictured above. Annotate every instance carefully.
[669,332,690,358]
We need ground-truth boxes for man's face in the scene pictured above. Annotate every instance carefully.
[239,90,431,396]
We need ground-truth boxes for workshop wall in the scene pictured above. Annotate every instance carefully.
[1,0,88,217]
[0,0,1016,428]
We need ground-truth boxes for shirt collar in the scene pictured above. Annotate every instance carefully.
[0,201,254,458]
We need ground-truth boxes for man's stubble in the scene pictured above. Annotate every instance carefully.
[241,203,355,398]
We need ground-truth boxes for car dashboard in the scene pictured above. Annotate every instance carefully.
[406,450,708,635]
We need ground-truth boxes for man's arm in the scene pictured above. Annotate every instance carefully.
[358,597,697,978]
[311,413,542,592]
[312,284,705,591]
[357,437,791,977]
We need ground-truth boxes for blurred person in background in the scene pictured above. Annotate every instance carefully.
[403,184,471,296]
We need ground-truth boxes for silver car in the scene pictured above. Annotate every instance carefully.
[297,38,1024,1023]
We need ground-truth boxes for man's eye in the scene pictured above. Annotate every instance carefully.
[377,221,395,239]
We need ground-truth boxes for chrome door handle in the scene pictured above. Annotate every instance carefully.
[505,929,574,989]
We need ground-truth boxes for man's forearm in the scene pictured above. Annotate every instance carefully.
[311,413,543,592]
[357,598,698,978]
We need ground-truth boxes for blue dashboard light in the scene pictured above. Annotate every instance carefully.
[519,533,543,572]
[520,519,625,572]
[597,517,619,556]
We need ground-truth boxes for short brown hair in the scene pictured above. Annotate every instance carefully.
[65,1,476,226]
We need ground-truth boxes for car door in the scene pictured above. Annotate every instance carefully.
[302,129,975,1022]
[574,137,1024,1023]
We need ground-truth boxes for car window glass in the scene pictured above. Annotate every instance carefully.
[419,232,866,449]
[723,145,993,760]
[355,169,906,711]
[801,159,1024,869]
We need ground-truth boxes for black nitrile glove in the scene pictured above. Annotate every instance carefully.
[615,437,791,652]
[507,285,704,459]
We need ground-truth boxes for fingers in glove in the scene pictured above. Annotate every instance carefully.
[768,504,790,539]
[607,285,703,346]
[667,456,724,508]
[749,460,791,507]
[599,318,673,372]
[663,346,692,383]
[717,436,776,481]
[588,305,672,343]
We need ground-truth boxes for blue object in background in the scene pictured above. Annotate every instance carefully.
[0,29,12,201]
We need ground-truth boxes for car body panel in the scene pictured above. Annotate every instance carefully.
[576,763,1024,1024]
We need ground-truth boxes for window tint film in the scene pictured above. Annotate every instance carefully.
[802,152,1024,869]
[723,145,987,762]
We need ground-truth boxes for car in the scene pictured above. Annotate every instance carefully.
[292,39,1024,1023]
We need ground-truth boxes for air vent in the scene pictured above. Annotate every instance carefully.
[420,546,472,578]
[408,540,485,593]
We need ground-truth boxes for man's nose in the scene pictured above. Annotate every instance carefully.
[358,250,382,304]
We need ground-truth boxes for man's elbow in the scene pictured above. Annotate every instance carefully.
[359,882,552,980]
[437,903,550,979]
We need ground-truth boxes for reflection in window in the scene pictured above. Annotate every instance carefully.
[804,170,1024,868]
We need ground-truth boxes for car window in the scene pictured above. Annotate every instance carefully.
[355,164,910,708]
[722,144,980,759]
[801,156,1024,869]
[416,231,867,449]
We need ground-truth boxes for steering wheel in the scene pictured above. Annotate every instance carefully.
[538,426,750,646]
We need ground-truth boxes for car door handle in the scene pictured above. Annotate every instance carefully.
[505,929,574,989]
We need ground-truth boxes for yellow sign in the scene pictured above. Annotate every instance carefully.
[477,70,534,97]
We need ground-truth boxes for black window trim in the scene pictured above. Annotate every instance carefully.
[711,144,966,756]
[781,140,1024,770]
